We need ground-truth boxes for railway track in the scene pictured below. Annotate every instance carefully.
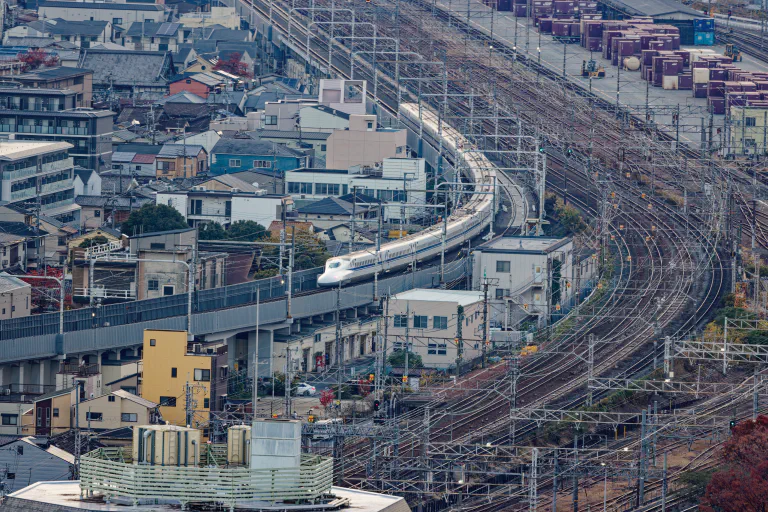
[227,0,731,507]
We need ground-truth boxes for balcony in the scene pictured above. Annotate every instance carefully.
[59,363,100,376]
[41,197,74,211]
[10,188,35,201]
[2,166,36,181]
[41,180,73,195]
[42,158,73,173]
[56,127,88,136]
[18,125,56,134]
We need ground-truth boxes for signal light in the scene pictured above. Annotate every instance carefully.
[730,419,737,429]
[308,415,315,423]
[538,146,545,153]
[369,373,375,382]
[373,399,381,411]
[402,375,408,383]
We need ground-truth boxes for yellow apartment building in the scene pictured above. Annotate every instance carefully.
[141,330,213,433]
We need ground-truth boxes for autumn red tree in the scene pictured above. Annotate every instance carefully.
[213,53,253,78]
[319,389,334,408]
[700,415,768,512]
[17,50,59,72]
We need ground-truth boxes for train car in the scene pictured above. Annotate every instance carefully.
[317,103,498,286]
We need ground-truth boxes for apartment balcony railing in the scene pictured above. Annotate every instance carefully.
[41,180,72,195]
[10,188,35,201]
[2,166,36,181]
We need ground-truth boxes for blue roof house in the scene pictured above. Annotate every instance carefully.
[210,138,308,176]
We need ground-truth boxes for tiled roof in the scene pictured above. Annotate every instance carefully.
[297,197,360,215]
[125,21,181,38]
[212,138,304,157]
[132,153,156,164]
[0,274,31,293]
[79,49,174,87]
[158,144,205,158]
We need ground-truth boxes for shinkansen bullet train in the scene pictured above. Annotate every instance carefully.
[317,102,497,286]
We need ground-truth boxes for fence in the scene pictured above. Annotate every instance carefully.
[80,447,334,506]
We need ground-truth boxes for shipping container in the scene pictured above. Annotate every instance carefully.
[694,83,708,98]
[678,74,693,90]
[708,97,725,115]
[694,31,715,46]
[693,18,715,32]
[662,75,678,90]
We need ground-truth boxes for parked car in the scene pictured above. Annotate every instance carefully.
[296,382,317,396]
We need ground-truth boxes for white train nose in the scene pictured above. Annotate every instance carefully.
[317,272,339,286]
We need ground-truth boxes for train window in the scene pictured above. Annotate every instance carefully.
[329,261,342,269]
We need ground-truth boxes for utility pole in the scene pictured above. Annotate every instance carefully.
[403,301,410,392]
[284,346,293,416]
[74,380,82,478]
[455,304,464,376]
[335,283,343,412]
[481,274,490,368]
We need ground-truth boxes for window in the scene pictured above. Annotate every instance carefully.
[52,408,59,417]
[94,210,101,218]
[45,408,50,427]
[112,17,123,25]
[160,396,177,407]
[746,117,757,127]
[163,285,174,296]
[171,368,177,378]
[315,183,340,195]
[150,339,156,346]
[108,395,116,402]
[1,414,17,425]
[413,315,428,328]
[264,115,278,125]
[86,412,103,422]
[203,398,210,409]
[194,369,211,382]
[394,314,408,327]
[433,316,448,329]
[150,242,165,250]
[496,289,510,299]
[496,261,511,273]
[437,343,447,355]
[427,343,437,355]
[36,408,41,426]
[320,144,327,151]
[148,279,159,291]
[229,159,242,167]
[288,182,312,194]
[121,413,138,422]
[225,201,232,217]
[253,160,273,169]
[367,121,373,129]
[314,333,322,342]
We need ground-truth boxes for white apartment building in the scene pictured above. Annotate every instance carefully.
[157,188,293,228]
[325,115,408,170]
[318,79,367,116]
[387,289,487,369]
[179,7,241,29]
[286,157,427,223]
[471,237,597,329]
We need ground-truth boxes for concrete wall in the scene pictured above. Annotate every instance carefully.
[0,285,31,320]
[326,119,408,170]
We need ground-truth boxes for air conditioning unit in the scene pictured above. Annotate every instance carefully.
[3,388,10,395]
[231,187,240,193]
[192,186,207,191]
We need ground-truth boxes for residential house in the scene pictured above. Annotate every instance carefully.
[27,387,77,436]
[0,87,114,171]
[38,2,166,28]
[260,98,320,131]
[325,115,408,170]
[294,196,375,231]
[0,233,28,272]
[75,194,152,230]
[13,67,93,108]
[157,177,293,228]
[38,215,79,264]
[73,168,101,197]
[141,329,213,431]
[250,129,330,165]
[169,72,230,99]
[156,143,208,178]
[0,437,73,492]
[4,19,112,48]
[205,29,251,43]
[0,274,31,320]
[0,403,32,435]
[110,143,164,179]
[209,138,307,176]
[388,289,487,369]
[79,49,176,101]
[177,130,221,159]
[66,227,123,264]
[123,21,182,52]
[182,53,218,74]
[75,390,158,431]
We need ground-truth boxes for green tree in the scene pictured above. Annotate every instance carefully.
[121,203,188,235]
[556,203,587,234]
[79,235,109,248]
[198,222,228,241]
[227,220,267,241]
[388,350,424,368]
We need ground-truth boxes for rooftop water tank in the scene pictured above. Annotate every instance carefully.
[132,425,201,466]
[227,424,252,466]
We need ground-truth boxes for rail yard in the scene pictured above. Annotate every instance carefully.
[3,0,768,511]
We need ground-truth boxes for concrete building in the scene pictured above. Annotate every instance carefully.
[297,104,350,133]
[13,67,94,108]
[0,274,31,320]
[286,158,426,223]
[318,79,367,116]
[141,329,213,432]
[75,390,158,431]
[387,289,487,369]
[260,98,320,131]
[157,177,293,228]
[37,1,166,28]
[4,19,112,49]
[0,86,113,171]
[729,106,768,156]
[178,7,242,30]
[325,115,408,170]
[472,236,597,329]
[0,141,76,221]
